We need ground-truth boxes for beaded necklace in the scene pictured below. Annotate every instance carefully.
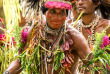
[78,15,99,47]
[45,24,64,62]
[44,24,65,74]
[44,23,62,35]
[25,22,65,74]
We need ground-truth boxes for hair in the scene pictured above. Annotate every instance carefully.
[27,0,40,11]
[92,0,100,10]
[27,0,40,6]
[19,0,40,6]
[92,0,110,19]
[99,1,110,19]
[92,0,100,5]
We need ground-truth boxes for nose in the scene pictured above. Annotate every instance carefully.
[77,0,84,5]
[56,13,59,19]
[54,13,60,20]
[76,0,84,6]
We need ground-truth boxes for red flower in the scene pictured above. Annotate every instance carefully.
[21,28,29,43]
[100,43,105,49]
[0,34,6,41]
[102,35,110,46]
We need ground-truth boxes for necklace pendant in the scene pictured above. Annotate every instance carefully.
[47,52,52,62]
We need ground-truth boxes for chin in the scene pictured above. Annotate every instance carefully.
[51,25,61,29]
[52,26,61,29]
[78,9,85,13]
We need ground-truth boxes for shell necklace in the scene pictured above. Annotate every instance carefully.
[78,15,99,47]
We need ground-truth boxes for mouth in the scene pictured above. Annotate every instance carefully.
[52,22,61,25]
[77,6,86,10]
[51,21,61,24]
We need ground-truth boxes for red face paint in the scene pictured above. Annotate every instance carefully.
[46,12,52,18]
[46,8,66,29]
[57,13,59,19]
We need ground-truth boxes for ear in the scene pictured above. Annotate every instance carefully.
[44,10,48,16]
[94,2,99,9]
[44,12,46,15]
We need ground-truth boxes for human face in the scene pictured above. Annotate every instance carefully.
[46,8,66,29]
[76,0,97,14]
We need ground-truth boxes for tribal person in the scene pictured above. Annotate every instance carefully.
[4,0,92,74]
[72,0,110,73]
[67,1,79,24]
[74,0,110,48]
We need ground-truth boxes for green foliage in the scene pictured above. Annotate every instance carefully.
[20,44,41,74]
[12,25,23,50]
[0,0,21,73]
[54,48,65,71]
[83,26,110,74]
[18,44,65,73]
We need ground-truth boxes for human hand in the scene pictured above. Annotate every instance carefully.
[66,25,92,61]
[5,59,22,74]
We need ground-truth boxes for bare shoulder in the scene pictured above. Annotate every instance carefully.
[96,18,110,34]
[97,18,110,28]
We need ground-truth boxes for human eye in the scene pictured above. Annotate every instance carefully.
[50,9,56,14]
[60,10,65,14]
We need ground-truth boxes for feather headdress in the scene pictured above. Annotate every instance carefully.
[20,0,41,21]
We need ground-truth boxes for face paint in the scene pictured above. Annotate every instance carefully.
[46,11,51,18]
[57,13,59,19]
[46,8,67,29]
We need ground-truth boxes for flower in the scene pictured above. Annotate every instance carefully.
[45,1,72,9]
[100,43,105,49]
[102,35,110,46]
[21,28,29,43]
[0,34,6,41]
[100,35,110,49]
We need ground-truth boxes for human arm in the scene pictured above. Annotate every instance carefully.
[66,25,92,64]
[4,59,22,74]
